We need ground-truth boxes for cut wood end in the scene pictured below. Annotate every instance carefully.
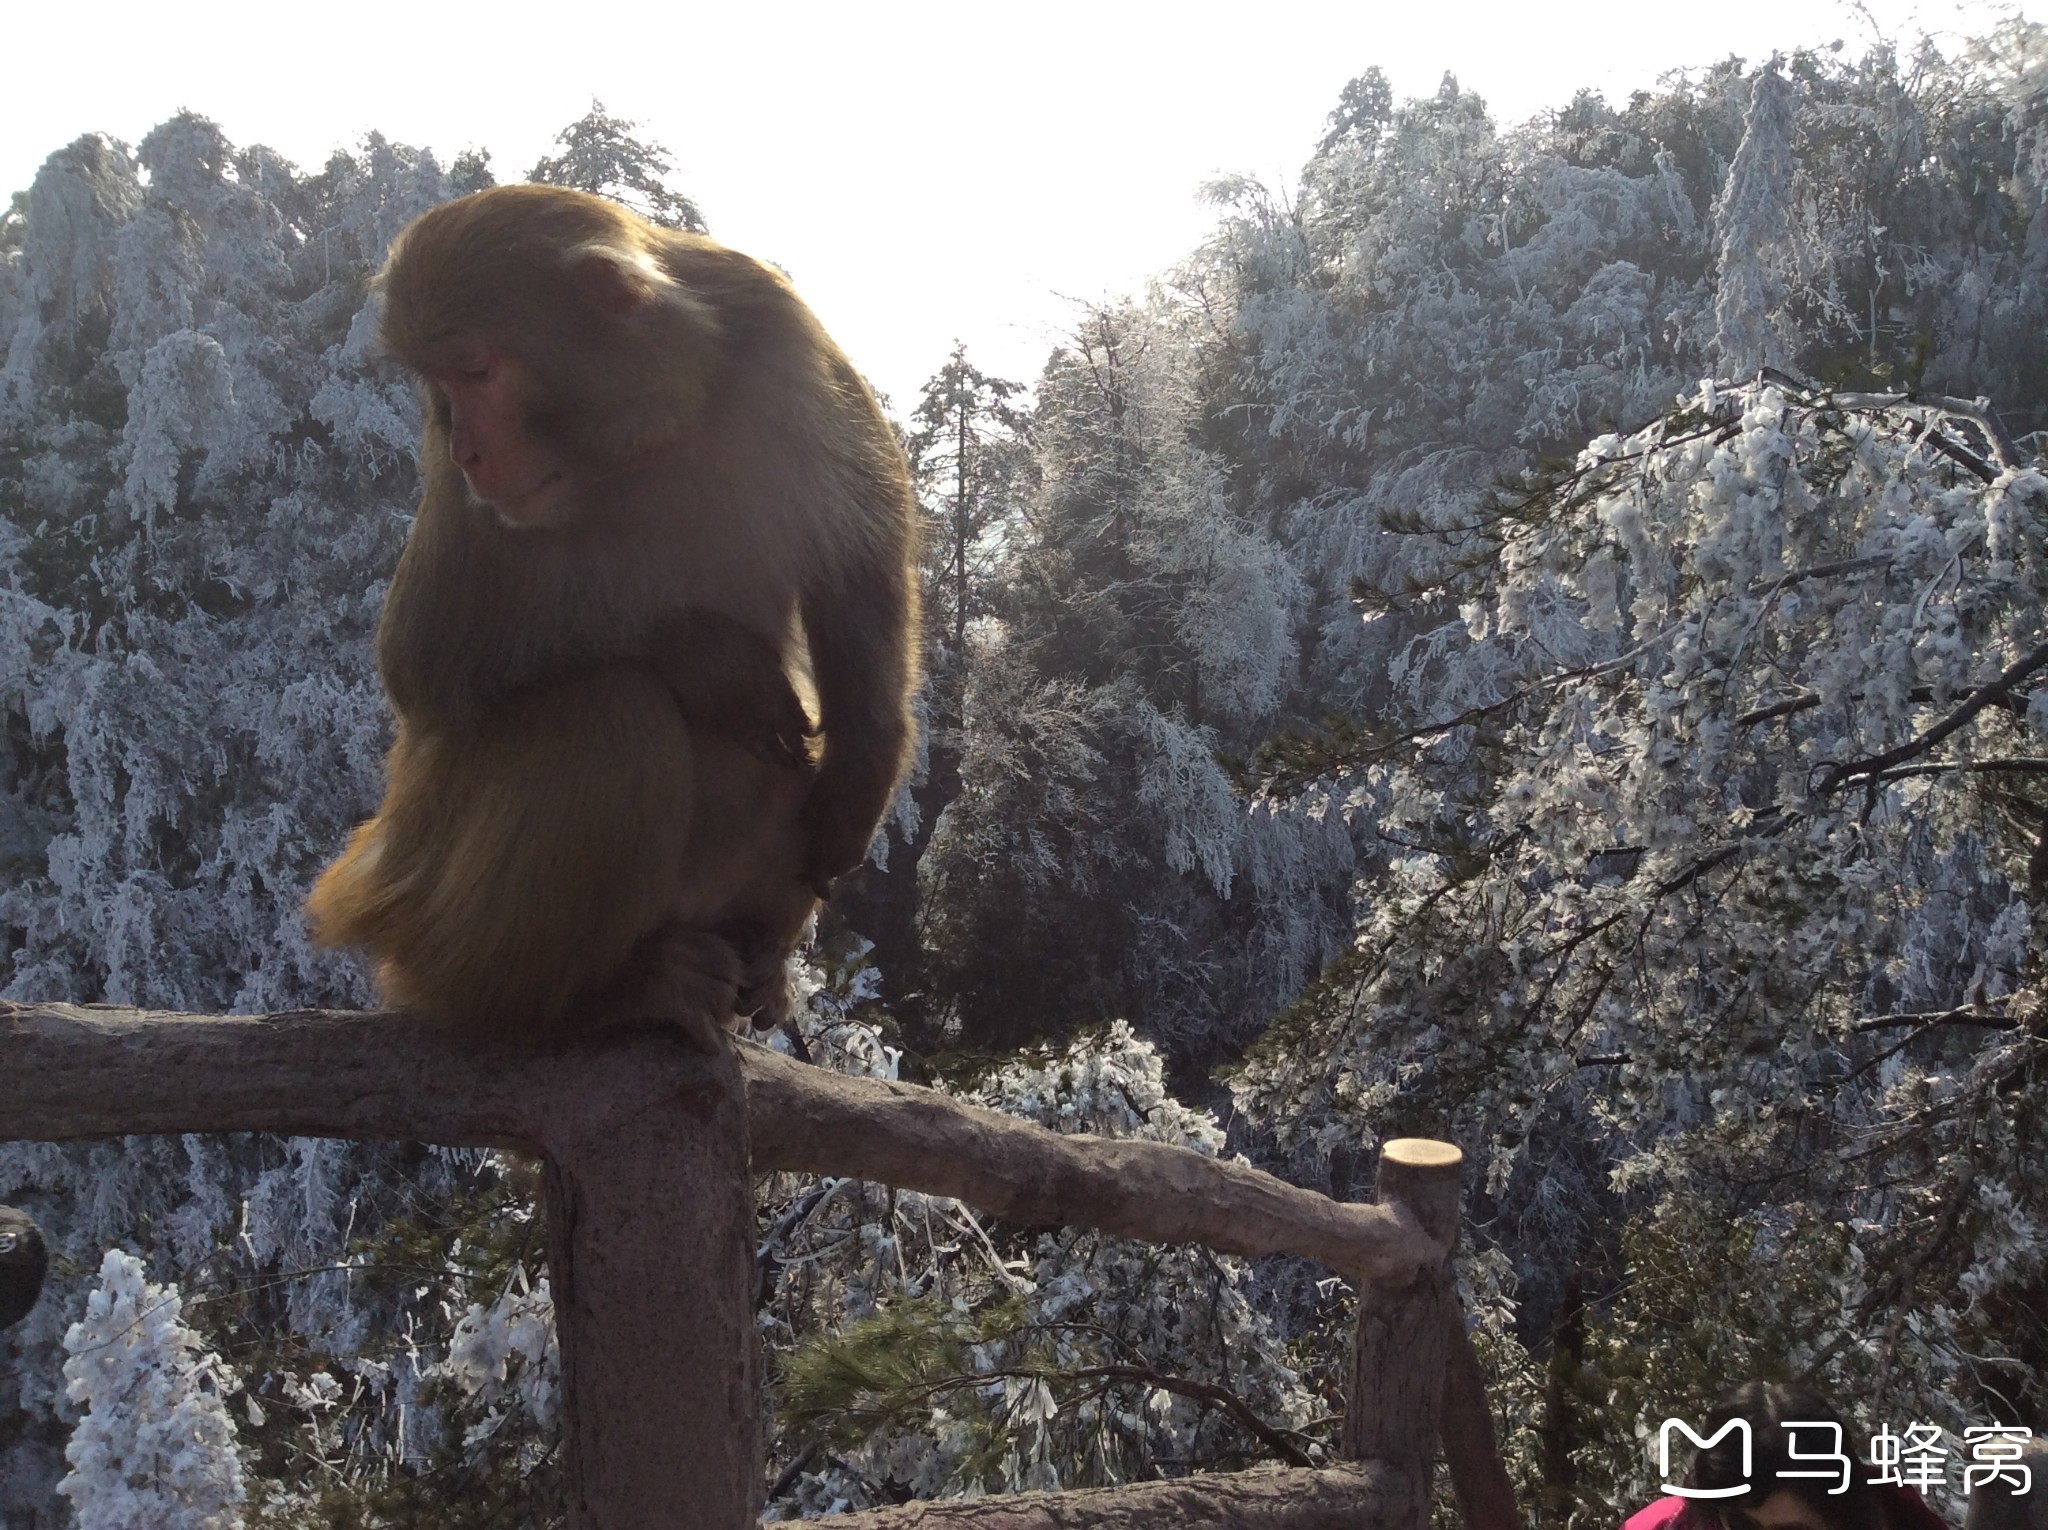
[1380,1137,1462,1170]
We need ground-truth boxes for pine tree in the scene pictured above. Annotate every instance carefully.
[528,100,707,231]
[58,1250,245,1530]
[1711,63,1798,375]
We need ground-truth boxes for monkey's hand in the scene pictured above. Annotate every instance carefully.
[646,612,819,768]
[799,773,889,897]
[670,665,817,768]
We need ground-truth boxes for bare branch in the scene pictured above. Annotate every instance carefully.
[1837,1005,2022,1088]
[1737,691,1826,728]
[1738,680,2035,731]
[1815,640,2048,794]
[1875,758,2048,781]
[1067,1365,1315,1468]
[1749,554,1895,595]
[1847,1006,2018,1033]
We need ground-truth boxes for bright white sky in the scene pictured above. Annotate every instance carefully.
[0,0,2030,411]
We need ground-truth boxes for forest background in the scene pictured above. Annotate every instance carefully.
[4,16,2048,1529]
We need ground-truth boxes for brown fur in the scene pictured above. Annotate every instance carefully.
[307,185,918,1046]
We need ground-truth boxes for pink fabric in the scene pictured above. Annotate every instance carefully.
[1620,1497,1684,1530]
[1616,1485,1949,1529]
[1891,1485,1952,1530]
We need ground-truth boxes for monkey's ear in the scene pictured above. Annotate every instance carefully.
[570,244,671,316]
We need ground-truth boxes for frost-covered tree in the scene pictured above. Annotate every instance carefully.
[1188,66,1719,713]
[58,1248,245,1530]
[1711,64,1799,374]
[758,1001,1317,1516]
[1185,33,2048,735]
[828,348,1033,1044]
[922,30,2048,1071]
[527,99,707,232]
[918,304,1346,1060]
[1238,378,2048,1517]
[907,344,1032,672]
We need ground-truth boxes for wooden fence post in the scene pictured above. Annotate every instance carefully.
[540,1041,761,1530]
[1343,1137,1463,1527]
[2,1006,1464,1529]
[1441,1306,1524,1529]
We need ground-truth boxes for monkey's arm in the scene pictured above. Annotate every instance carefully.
[643,610,818,769]
[380,464,811,767]
[797,435,919,892]
[375,455,542,725]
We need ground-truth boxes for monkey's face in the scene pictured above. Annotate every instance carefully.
[424,351,578,529]
[377,188,726,532]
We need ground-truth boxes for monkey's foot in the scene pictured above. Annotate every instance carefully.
[599,927,744,1054]
[735,962,794,1030]
[722,922,800,1031]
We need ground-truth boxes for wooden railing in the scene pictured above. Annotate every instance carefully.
[0,1002,1522,1529]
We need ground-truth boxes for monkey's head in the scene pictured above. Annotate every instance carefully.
[376,185,723,528]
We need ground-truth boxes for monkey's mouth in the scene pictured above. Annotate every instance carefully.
[488,470,570,527]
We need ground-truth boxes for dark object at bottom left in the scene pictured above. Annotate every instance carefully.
[0,1205,49,1328]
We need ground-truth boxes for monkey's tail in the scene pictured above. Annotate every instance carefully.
[306,822,398,950]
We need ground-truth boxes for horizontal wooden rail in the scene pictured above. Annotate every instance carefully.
[743,1045,1441,1281]
[817,1462,1405,1527]
[1,1001,760,1529]
[0,1004,1442,1284]
[0,1001,1473,1528]
[1,1002,577,1144]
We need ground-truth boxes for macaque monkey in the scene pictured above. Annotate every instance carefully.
[0,1205,48,1330]
[307,185,918,1049]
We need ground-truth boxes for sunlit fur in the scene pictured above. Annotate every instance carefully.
[308,185,917,1044]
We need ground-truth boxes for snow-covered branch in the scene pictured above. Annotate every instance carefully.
[1814,639,2048,795]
